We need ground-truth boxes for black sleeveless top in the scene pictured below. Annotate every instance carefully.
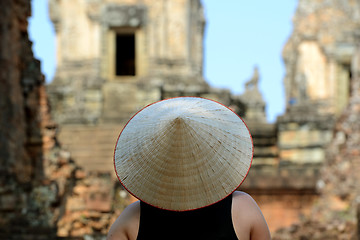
[136,194,238,240]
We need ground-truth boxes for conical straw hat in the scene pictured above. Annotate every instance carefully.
[114,97,253,211]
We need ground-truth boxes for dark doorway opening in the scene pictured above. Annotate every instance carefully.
[116,33,135,76]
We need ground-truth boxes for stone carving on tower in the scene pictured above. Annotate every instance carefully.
[239,66,267,123]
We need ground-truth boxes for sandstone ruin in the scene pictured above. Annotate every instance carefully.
[1,0,360,239]
[0,0,70,238]
[44,0,360,236]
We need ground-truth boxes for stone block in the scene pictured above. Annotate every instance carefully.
[254,146,278,157]
[75,169,87,179]
[66,196,86,211]
[200,93,223,103]
[65,94,76,108]
[279,148,325,164]
[85,90,102,102]
[85,191,112,212]
[102,5,146,28]
[102,82,138,122]
[73,185,88,196]
[136,87,161,109]
[252,157,278,166]
[0,194,17,210]
[85,178,113,212]
[279,129,332,148]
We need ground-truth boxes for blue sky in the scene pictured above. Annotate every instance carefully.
[29,0,298,122]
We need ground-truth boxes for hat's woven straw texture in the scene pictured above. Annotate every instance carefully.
[114,97,253,211]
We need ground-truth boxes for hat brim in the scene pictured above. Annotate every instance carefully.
[114,97,253,211]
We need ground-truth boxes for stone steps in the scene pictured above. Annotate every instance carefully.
[58,124,124,172]
[58,122,280,171]
[246,123,279,166]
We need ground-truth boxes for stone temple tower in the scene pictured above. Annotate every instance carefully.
[48,0,208,125]
[47,0,236,172]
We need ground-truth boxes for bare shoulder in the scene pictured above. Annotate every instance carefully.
[232,191,271,240]
[232,191,259,226]
[232,191,256,204]
[107,201,141,240]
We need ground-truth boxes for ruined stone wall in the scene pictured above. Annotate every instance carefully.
[241,0,360,234]
[282,0,360,114]
[0,0,56,237]
[0,0,93,238]
[277,0,360,168]
[272,1,360,239]
[273,40,360,240]
[0,0,41,192]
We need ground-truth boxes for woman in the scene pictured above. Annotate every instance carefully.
[108,97,271,240]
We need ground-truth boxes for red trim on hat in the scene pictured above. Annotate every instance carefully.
[113,96,254,212]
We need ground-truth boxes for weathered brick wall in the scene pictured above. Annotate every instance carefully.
[0,0,40,189]
[0,0,76,238]
[282,0,360,115]
[0,0,51,232]
[273,27,360,240]
[273,68,360,240]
